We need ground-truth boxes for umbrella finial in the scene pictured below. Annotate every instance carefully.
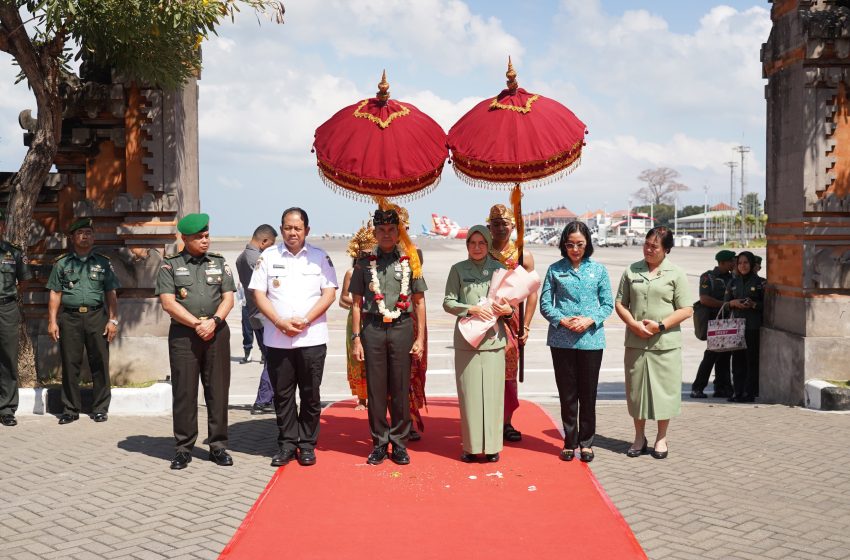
[377,70,390,103]
[506,56,518,93]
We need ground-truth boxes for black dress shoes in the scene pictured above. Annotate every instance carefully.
[0,414,16,426]
[170,452,192,470]
[58,414,79,425]
[626,438,649,458]
[689,390,707,399]
[297,448,317,466]
[271,448,296,467]
[391,446,410,465]
[651,448,669,459]
[460,452,477,463]
[367,445,388,465]
[93,412,108,422]
[503,424,522,442]
[408,429,421,442]
[485,453,500,463]
[559,448,575,461]
[208,448,233,466]
[580,449,595,463]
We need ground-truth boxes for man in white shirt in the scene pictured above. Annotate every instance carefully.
[250,207,337,467]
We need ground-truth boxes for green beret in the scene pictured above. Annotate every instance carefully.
[68,217,93,233]
[715,249,736,262]
[177,213,209,235]
[754,255,762,264]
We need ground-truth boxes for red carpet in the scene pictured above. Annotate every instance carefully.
[220,398,646,559]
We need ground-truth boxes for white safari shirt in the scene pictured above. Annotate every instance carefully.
[249,242,338,349]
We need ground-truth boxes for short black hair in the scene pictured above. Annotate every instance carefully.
[281,207,309,228]
[558,221,594,259]
[646,226,674,253]
[252,224,277,240]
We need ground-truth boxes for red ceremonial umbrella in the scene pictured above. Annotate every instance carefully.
[448,58,587,381]
[313,71,448,201]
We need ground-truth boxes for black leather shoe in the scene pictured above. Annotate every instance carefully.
[170,452,192,470]
[391,446,410,465]
[93,412,108,422]
[208,449,233,466]
[626,438,648,458]
[271,448,296,467]
[503,424,522,442]
[367,445,388,465]
[485,453,500,463]
[408,429,421,442]
[297,448,317,466]
[0,414,16,426]
[651,449,669,459]
[560,448,575,461]
[251,402,273,415]
[689,390,707,399]
[460,452,477,463]
[712,388,732,398]
[580,448,595,463]
[58,414,79,425]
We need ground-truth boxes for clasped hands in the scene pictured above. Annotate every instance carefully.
[629,319,664,339]
[728,298,755,310]
[275,316,309,337]
[559,316,595,333]
[195,318,217,341]
[469,299,513,322]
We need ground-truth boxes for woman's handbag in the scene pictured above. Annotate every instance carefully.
[706,304,747,352]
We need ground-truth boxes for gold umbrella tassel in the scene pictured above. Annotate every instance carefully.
[511,184,524,258]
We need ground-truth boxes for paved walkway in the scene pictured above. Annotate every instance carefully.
[3,400,849,559]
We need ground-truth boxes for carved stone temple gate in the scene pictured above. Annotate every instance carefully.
[0,72,199,384]
[761,0,850,404]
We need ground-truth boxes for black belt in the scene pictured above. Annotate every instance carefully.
[0,296,15,305]
[363,313,411,325]
[62,304,103,313]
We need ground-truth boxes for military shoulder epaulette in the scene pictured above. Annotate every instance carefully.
[164,253,182,260]
[52,253,68,263]
[94,252,111,261]
[208,252,223,258]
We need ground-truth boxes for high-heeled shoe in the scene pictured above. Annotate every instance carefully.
[626,438,648,458]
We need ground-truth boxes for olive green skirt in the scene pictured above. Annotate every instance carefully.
[624,347,682,420]
[455,348,505,454]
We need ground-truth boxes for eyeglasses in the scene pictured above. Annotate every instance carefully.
[565,242,586,250]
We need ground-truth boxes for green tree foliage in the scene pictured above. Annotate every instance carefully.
[679,204,703,218]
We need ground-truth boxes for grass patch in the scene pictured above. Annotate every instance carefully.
[826,380,850,389]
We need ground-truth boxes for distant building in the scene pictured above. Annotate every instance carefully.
[523,206,577,228]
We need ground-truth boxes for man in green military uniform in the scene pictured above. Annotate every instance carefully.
[0,211,33,427]
[46,218,120,425]
[156,213,236,470]
[350,207,427,466]
[690,250,736,399]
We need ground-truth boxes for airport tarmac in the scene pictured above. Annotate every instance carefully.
[215,236,765,406]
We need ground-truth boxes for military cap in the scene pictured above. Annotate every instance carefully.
[68,217,93,233]
[177,213,210,235]
[373,208,399,226]
[715,249,736,262]
[753,255,763,265]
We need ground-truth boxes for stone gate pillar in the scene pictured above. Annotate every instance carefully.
[761,0,850,405]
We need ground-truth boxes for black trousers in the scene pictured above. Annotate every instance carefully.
[266,344,326,452]
[168,323,231,452]
[551,347,603,449]
[692,349,732,393]
[362,314,413,449]
[732,330,760,399]
[0,301,20,415]
[59,307,111,415]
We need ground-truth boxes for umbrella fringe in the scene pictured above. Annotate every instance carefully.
[451,157,582,190]
[318,168,442,203]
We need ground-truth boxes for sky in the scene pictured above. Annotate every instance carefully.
[0,0,772,235]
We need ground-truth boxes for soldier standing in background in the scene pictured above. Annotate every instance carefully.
[156,213,236,470]
[46,218,120,425]
[0,211,32,427]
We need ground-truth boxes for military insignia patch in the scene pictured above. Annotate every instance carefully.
[224,264,232,276]
[255,257,263,270]
[161,263,172,270]
[272,279,280,288]
[325,255,334,268]
[179,287,188,299]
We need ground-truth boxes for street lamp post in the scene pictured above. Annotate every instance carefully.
[703,185,708,240]
[735,146,750,246]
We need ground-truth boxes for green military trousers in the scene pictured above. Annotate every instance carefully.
[59,306,111,415]
[0,300,21,415]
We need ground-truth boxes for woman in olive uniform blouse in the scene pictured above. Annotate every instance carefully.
[615,227,692,459]
[444,225,513,463]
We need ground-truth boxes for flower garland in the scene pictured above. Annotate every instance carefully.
[368,252,411,319]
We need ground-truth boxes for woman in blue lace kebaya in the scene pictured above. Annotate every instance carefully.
[539,222,613,463]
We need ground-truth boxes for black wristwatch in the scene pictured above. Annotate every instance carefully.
[657,321,666,333]
[350,332,360,341]
[212,315,222,325]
